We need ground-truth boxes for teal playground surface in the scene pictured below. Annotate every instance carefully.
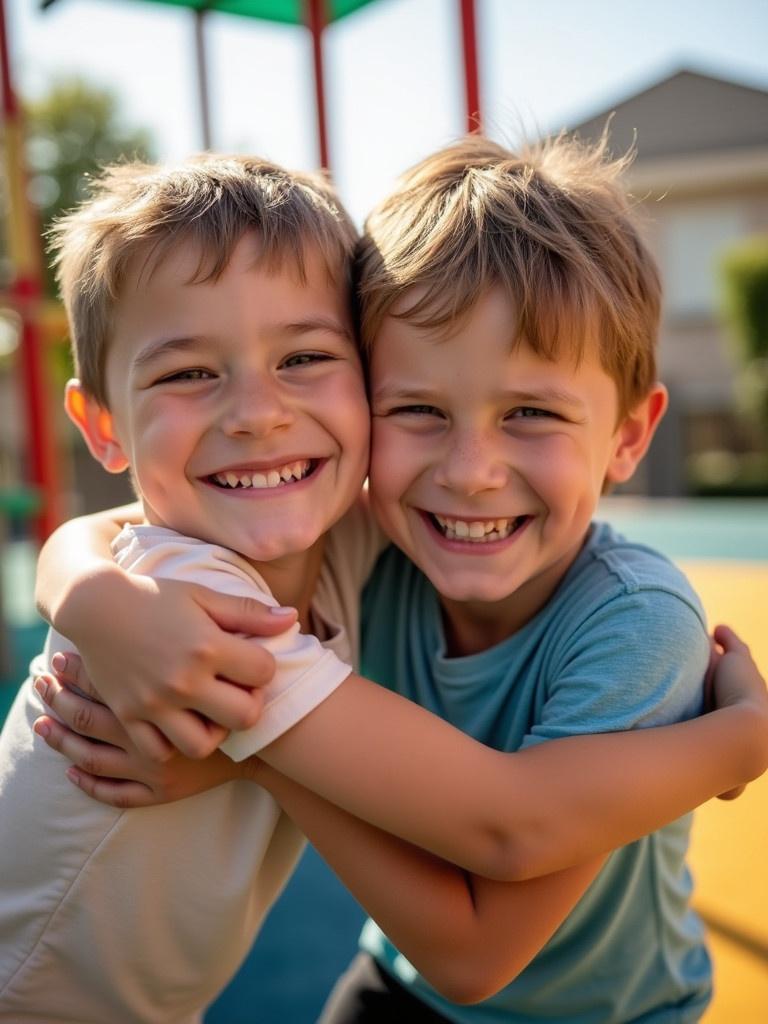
[1,499,766,1022]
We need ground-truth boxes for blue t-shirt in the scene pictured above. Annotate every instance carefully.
[359,522,712,1024]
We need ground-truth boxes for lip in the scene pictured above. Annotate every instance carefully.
[417,509,532,554]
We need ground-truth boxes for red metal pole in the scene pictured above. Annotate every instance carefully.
[0,0,61,540]
[305,0,330,171]
[459,0,481,132]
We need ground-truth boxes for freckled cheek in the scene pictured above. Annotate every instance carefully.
[517,437,589,505]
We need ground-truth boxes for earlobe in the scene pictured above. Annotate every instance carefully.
[64,379,129,474]
[606,384,668,485]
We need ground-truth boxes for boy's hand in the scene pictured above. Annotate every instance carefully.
[708,624,768,800]
[52,574,296,761]
[31,673,249,807]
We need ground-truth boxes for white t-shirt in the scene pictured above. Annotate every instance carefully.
[0,500,385,1024]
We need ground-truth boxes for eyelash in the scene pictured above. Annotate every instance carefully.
[282,352,336,368]
[507,407,554,420]
[157,368,214,384]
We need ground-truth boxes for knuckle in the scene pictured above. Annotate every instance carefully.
[72,705,95,735]
[112,789,134,810]
[79,752,101,777]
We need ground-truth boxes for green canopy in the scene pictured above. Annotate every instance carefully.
[86,0,377,24]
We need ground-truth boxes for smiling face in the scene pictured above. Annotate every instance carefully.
[369,286,665,634]
[70,232,369,572]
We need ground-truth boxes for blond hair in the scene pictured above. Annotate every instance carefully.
[50,154,358,407]
[357,134,661,415]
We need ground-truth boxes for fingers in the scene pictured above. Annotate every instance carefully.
[194,586,297,640]
[143,708,230,760]
[34,674,126,744]
[716,784,747,802]
[65,767,156,809]
[712,624,752,658]
[33,715,135,781]
[207,634,279,691]
[122,719,177,763]
[50,652,104,702]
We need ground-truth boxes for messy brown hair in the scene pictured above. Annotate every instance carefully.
[50,154,358,407]
[357,133,661,416]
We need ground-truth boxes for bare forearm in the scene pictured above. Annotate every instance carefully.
[36,504,140,632]
[260,765,600,1003]
[260,680,767,881]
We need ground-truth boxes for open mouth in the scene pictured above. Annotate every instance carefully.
[428,513,530,544]
[208,459,318,491]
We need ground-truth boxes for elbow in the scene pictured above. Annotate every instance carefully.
[476,826,541,883]
[420,952,522,1005]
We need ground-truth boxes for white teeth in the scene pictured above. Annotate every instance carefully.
[213,460,313,491]
[432,514,523,543]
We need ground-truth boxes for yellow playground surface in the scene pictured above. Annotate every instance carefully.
[682,560,768,1022]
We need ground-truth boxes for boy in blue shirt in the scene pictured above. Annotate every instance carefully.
[33,135,768,1023]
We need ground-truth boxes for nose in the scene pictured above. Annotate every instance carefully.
[219,372,294,438]
[433,428,509,496]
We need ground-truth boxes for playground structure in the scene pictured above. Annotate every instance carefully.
[0,0,484,542]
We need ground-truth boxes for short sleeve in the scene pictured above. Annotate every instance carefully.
[112,527,353,762]
[521,588,709,748]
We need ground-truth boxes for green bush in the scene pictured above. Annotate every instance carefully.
[721,237,768,430]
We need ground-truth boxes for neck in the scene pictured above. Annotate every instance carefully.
[439,534,588,657]
[249,538,326,630]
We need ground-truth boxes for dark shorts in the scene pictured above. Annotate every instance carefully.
[317,953,454,1024]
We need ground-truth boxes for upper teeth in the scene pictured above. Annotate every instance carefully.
[213,460,311,490]
[433,514,521,542]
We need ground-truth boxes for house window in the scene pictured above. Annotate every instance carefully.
[661,204,745,317]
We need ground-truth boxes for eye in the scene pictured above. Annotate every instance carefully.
[393,404,443,417]
[281,352,336,368]
[507,406,554,420]
[156,367,215,384]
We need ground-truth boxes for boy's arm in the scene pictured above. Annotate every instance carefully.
[33,675,600,1004]
[35,508,292,760]
[257,764,604,1004]
[51,629,768,882]
[253,635,767,880]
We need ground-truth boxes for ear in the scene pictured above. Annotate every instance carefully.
[605,383,668,485]
[64,379,130,474]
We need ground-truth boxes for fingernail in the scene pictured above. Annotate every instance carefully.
[34,720,50,739]
[34,677,50,702]
[66,767,81,786]
[270,606,296,616]
[51,652,68,673]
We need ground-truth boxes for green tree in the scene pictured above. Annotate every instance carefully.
[24,77,155,295]
[722,237,768,433]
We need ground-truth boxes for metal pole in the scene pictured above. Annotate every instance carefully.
[0,0,61,540]
[305,0,330,171]
[459,0,481,132]
[194,6,212,149]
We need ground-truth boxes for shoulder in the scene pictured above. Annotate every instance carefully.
[111,524,276,604]
[562,522,705,631]
[532,524,710,736]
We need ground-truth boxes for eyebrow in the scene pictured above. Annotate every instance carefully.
[282,316,353,342]
[373,383,586,411]
[132,335,203,371]
[132,317,352,371]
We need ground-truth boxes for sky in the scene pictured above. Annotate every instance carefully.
[7,0,768,224]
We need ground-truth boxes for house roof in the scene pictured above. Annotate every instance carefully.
[569,69,768,161]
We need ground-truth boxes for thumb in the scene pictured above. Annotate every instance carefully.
[192,586,298,636]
